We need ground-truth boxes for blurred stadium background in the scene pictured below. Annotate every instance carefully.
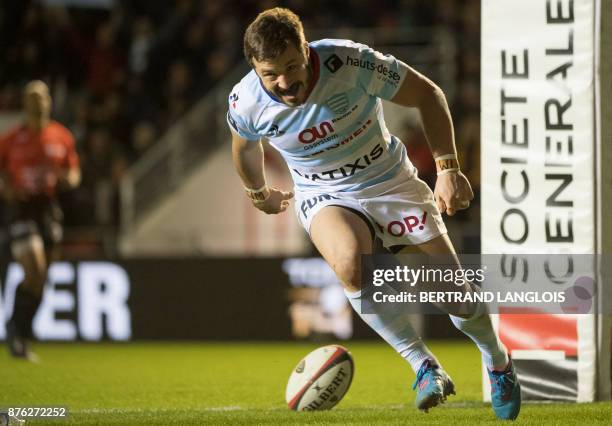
[1,0,611,424]
[0,0,481,256]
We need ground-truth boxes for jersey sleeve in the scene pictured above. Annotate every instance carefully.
[0,132,8,170]
[226,89,261,141]
[0,128,16,170]
[61,127,80,169]
[342,41,409,100]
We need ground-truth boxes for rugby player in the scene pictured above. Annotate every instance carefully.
[228,8,520,419]
[1,80,80,360]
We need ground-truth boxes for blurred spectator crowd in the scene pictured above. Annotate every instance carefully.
[0,0,480,252]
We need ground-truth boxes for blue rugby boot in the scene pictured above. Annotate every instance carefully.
[412,359,456,412]
[488,359,521,420]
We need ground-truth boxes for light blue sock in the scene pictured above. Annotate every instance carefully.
[344,285,439,373]
[450,311,509,371]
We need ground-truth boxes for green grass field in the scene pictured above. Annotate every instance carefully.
[2,341,611,424]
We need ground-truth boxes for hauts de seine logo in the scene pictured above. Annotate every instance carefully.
[324,54,344,73]
[326,93,349,114]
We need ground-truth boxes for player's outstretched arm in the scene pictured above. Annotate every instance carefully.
[390,66,473,216]
[57,167,81,190]
[231,131,293,214]
[55,128,81,191]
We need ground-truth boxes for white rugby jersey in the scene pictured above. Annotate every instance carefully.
[227,38,416,194]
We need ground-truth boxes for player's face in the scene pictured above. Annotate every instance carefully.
[24,82,52,120]
[253,43,310,107]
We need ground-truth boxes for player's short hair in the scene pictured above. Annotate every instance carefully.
[243,7,306,66]
[24,80,50,96]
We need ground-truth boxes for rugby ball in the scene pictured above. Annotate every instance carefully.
[285,345,354,411]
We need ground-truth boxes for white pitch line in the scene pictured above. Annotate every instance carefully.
[78,407,245,414]
[202,406,243,412]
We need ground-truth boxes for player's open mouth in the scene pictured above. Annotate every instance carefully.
[278,83,301,99]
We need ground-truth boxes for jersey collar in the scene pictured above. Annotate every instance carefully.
[303,47,320,102]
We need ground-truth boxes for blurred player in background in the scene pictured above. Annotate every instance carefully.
[228,8,521,419]
[0,80,80,360]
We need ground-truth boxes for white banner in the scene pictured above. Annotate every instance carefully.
[0,262,131,342]
[481,0,597,401]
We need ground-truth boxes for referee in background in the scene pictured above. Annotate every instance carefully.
[0,80,80,360]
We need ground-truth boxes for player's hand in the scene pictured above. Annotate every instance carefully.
[434,171,474,216]
[252,187,294,214]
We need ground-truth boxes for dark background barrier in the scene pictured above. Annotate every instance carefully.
[128,258,292,339]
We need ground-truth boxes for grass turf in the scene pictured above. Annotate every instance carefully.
[1,341,611,424]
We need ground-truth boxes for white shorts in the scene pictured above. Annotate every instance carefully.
[294,175,447,249]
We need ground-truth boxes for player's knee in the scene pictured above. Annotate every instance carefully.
[23,264,47,292]
[12,234,48,289]
[332,255,362,292]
